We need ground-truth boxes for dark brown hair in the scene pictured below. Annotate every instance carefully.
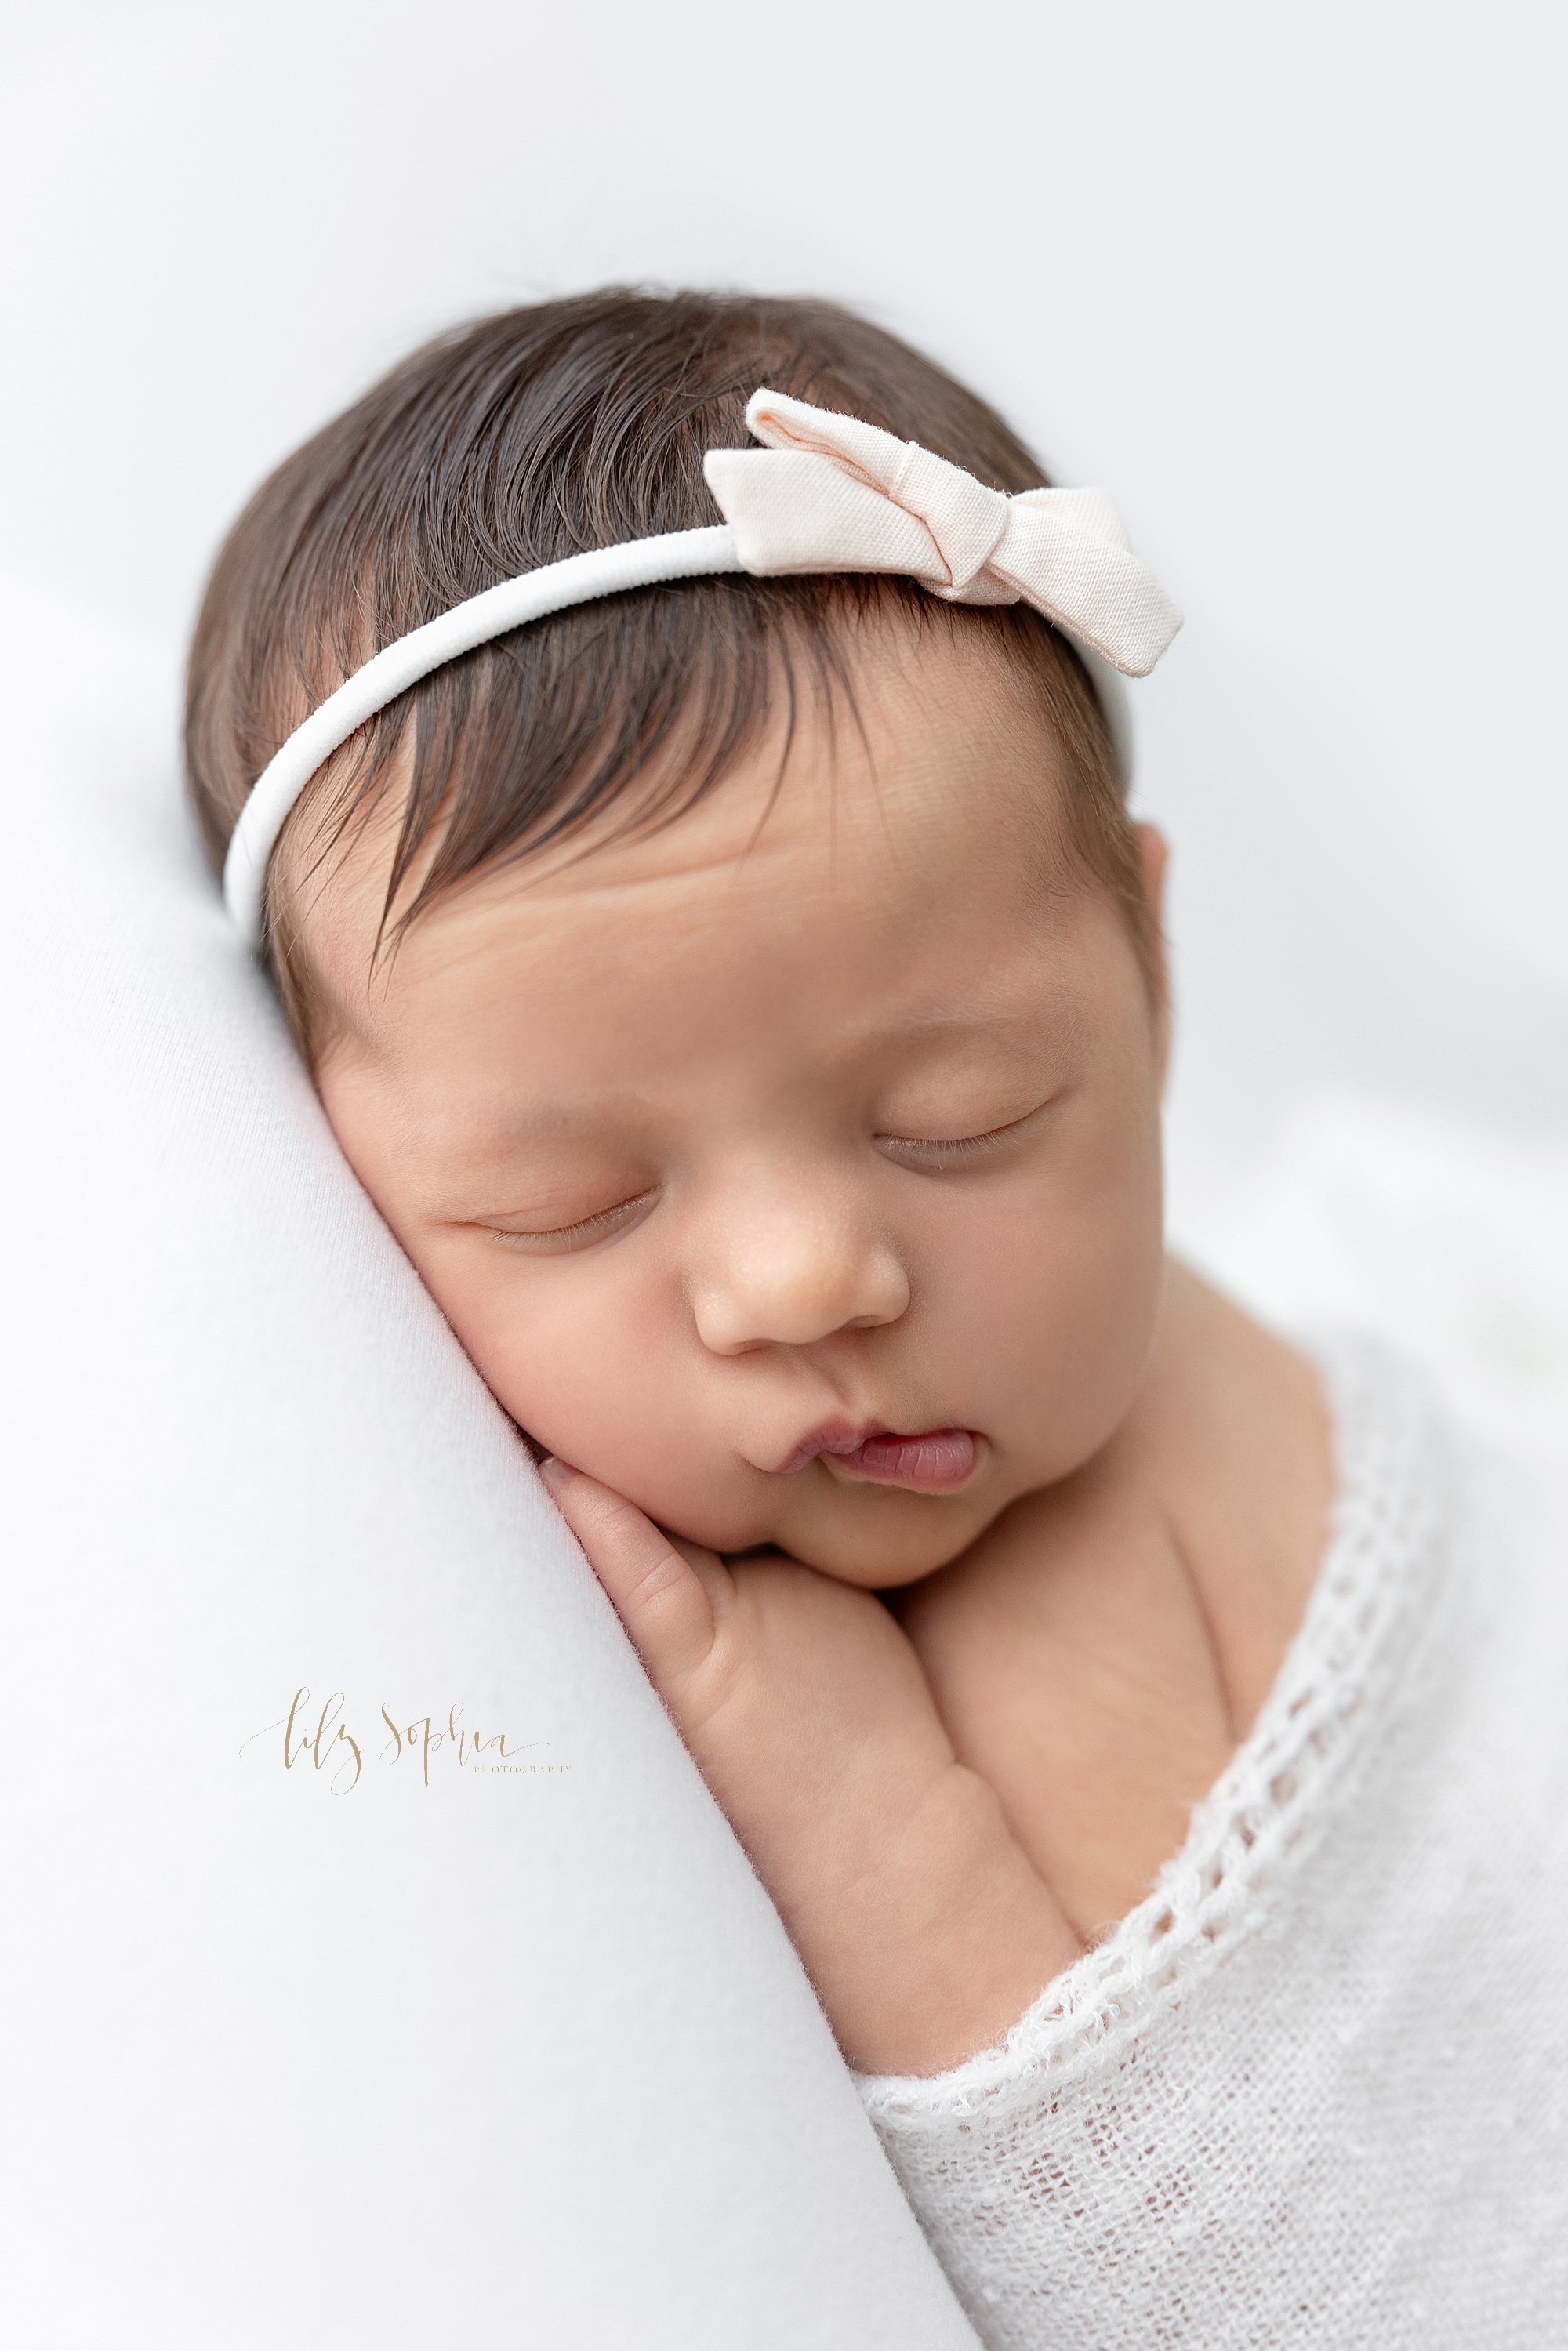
[185,288,1157,1061]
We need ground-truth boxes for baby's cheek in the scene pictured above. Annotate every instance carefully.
[445,1274,763,1546]
[935,1181,1161,1478]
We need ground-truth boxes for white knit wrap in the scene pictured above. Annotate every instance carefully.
[852,1337,1568,2348]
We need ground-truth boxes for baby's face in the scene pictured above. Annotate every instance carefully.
[306,630,1167,1586]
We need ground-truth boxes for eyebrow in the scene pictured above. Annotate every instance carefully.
[426,1101,637,1164]
[873,992,1092,1057]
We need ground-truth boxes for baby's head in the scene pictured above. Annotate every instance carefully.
[187,291,1172,1587]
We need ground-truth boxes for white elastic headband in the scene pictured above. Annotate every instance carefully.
[223,388,1181,945]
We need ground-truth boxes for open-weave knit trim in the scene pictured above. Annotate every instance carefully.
[859,1333,1443,2132]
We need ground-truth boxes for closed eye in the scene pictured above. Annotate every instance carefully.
[477,1188,659,1255]
[877,1097,1056,1169]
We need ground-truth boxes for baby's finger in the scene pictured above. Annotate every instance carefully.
[540,1460,719,1689]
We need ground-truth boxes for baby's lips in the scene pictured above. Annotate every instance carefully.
[825,1428,978,1493]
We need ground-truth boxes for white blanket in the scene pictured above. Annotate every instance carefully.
[0,579,978,2347]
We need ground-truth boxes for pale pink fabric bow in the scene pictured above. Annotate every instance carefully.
[703,389,1181,678]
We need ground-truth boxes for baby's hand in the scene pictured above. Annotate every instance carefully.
[541,1460,1080,2075]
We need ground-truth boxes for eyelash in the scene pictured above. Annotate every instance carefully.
[487,1189,658,1253]
[877,1103,1048,1164]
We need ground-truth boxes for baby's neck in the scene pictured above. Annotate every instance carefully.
[1119,1257,1334,1725]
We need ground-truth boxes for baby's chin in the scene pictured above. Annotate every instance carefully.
[659,1480,1000,1591]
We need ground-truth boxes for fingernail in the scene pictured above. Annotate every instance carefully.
[539,1455,577,1489]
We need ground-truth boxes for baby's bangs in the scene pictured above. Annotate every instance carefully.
[358,571,923,952]
[273,570,1116,979]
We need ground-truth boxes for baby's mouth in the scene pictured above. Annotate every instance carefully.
[775,1424,979,1493]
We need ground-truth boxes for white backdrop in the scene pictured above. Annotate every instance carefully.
[2,5,1566,2344]
[3,0,1566,1232]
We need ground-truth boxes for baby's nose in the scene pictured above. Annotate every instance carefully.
[689,1197,910,1355]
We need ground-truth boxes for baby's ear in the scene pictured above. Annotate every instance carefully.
[1132,822,1173,1079]
[1134,820,1169,919]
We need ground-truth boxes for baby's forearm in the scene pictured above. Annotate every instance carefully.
[791,1758,1080,2075]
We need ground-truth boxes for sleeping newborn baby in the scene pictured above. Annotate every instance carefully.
[189,290,1565,2346]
